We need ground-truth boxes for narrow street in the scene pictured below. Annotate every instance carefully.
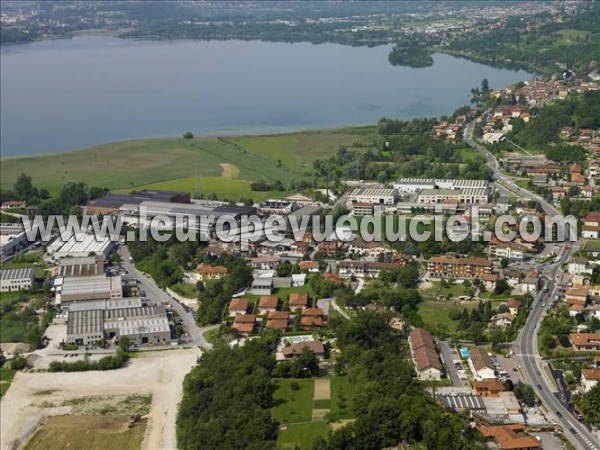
[118,245,216,350]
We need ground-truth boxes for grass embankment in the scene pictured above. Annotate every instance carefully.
[1,127,375,200]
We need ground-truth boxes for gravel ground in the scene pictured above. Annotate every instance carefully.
[1,347,200,450]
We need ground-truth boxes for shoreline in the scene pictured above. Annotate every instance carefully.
[0,124,375,161]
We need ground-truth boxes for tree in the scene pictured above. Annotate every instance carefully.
[14,173,33,200]
[119,336,130,352]
[580,384,600,426]
[494,279,510,295]
[182,131,194,139]
[481,78,490,93]
[500,258,509,269]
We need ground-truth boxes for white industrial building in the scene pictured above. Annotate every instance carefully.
[66,302,171,346]
[416,188,488,205]
[0,267,34,292]
[393,178,488,194]
[47,232,115,260]
[0,223,35,258]
[346,188,398,207]
[54,274,123,305]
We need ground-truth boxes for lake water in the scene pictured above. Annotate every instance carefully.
[0,36,531,156]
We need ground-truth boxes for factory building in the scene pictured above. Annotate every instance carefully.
[0,267,35,292]
[346,188,398,207]
[47,233,115,260]
[53,274,123,305]
[66,301,171,346]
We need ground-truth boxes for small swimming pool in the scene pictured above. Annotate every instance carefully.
[460,347,470,358]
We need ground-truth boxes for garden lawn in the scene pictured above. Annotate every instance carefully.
[272,378,314,424]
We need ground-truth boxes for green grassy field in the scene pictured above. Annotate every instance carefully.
[329,376,355,421]
[1,128,374,200]
[23,416,146,450]
[277,422,330,450]
[119,176,285,202]
[272,378,314,424]
[417,301,477,332]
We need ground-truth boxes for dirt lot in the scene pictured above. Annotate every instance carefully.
[1,347,200,450]
[23,415,146,450]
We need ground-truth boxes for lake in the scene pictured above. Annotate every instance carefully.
[0,35,531,156]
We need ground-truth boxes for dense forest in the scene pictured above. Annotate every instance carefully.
[176,312,485,450]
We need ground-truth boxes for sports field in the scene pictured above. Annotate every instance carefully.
[1,127,375,200]
[23,415,146,450]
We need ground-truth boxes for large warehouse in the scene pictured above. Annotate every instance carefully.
[47,232,115,260]
[66,302,171,346]
[0,267,34,292]
[346,188,398,207]
[53,274,123,305]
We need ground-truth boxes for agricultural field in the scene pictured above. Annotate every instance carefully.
[1,127,374,199]
[23,415,146,450]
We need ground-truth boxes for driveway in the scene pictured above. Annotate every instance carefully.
[438,340,467,387]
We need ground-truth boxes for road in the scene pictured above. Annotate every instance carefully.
[118,245,216,350]
[464,123,598,450]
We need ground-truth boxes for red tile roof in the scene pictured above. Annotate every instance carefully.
[228,298,249,312]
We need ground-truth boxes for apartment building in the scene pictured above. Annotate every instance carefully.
[427,256,493,280]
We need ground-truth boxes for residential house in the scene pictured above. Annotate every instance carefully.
[251,256,280,271]
[195,263,228,281]
[1,200,26,210]
[581,369,600,393]
[569,304,585,317]
[228,298,249,317]
[490,240,528,261]
[568,257,590,276]
[257,296,279,314]
[506,299,522,316]
[291,273,307,287]
[299,261,320,272]
[266,311,290,331]
[232,314,256,335]
[518,270,539,295]
[468,348,496,380]
[565,286,589,306]
[480,273,499,291]
[289,292,309,309]
[301,308,324,329]
[491,313,516,328]
[582,212,600,239]
[281,341,325,359]
[570,333,600,351]
[503,271,521,288]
